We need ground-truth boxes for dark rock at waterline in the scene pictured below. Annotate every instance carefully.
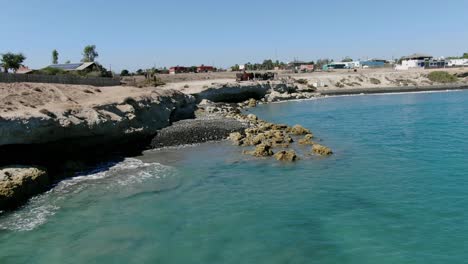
[193,83,270,103]
[150,118,248,148]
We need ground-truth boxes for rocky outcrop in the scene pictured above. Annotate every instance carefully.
[0,90,195,147]
[290,125,311,135]
[264,91,317,102]
[274,150,298,162]
[193,82,270,103]
[192,81,299,103]
[298,134,315,145]
[312,144,333,156]
[223,105,333,161]
[243,142,274,157]
[0,166,49,210]
[248,98,257,108]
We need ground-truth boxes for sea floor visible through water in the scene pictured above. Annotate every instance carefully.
[1,90,468,264]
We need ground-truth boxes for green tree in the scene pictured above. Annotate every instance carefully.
[136,69,144,75]
[81,45,99,62]
[52,49,59,64]
[231,64,240,71]
[1,52,26,73]
[342,57,353,62]
[262,59,274,70]
[65,60,71,64]
[316,58,332,68]
[463,53,468,59]
[120,69,130,76]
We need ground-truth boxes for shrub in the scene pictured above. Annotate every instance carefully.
[36,67,67,75]
[456,72,468,78]
[335,82,345,88]
[370,78,381,85]
[120,69,130,76]
[295,79,308,85]
[428,71,458,83]
[145,77,165,87]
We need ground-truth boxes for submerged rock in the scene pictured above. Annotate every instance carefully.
[274,150,298,162]
[312,144,333,156]
[0,166,49,210]
[298,134,315,145]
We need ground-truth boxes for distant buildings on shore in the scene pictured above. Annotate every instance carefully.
[288,61,315,73]
[448,58,468,67]
[322,59,388,71]
[395,53,468,70]
[395,53,434,70]
[169,65,217,74]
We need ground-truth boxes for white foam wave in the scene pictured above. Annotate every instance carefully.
[265,89,465,105]
[0,158,176,232]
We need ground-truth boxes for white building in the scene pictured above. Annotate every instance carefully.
[346,61,361,68]
[395,53,433,70]
[447,59,468,67]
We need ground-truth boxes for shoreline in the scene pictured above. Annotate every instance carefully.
[1,80,468,211]
[319,84,468,96]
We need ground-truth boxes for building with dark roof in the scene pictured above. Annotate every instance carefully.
[396,53,435,70]
[45,62,97,71]
[401,53,433,61]
[16,66,34,74]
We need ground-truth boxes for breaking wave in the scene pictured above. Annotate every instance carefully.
[0,158,178,232]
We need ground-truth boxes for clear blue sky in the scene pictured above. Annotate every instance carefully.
[2,0,467,71]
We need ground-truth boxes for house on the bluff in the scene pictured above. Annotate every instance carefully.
[46,62,98,72]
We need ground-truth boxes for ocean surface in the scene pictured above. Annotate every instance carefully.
[1,90,468,263]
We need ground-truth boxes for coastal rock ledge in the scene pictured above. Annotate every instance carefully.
[0,166,49,210]
[0,84,196,147]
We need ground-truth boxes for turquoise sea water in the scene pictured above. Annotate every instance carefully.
[1,90,468,263]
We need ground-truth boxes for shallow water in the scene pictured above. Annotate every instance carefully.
[1,90,468,263]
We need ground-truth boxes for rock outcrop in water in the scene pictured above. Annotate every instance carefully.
[290,125,311,135]
[298,134,315,145]
[204,99,334,162]
[274,150,298,162]
[243,142,275,157]
[312,144,333,156]
[0,166,49,210]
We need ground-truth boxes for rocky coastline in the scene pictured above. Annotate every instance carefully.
[2,76,466,211]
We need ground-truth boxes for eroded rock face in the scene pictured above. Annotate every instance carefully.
[0,166,49,210]
[312,144,333,156]
[0,90,196,147]
[274,150,298,162]
[194,82,271,103]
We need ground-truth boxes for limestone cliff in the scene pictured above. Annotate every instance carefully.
[0,83,196,147]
